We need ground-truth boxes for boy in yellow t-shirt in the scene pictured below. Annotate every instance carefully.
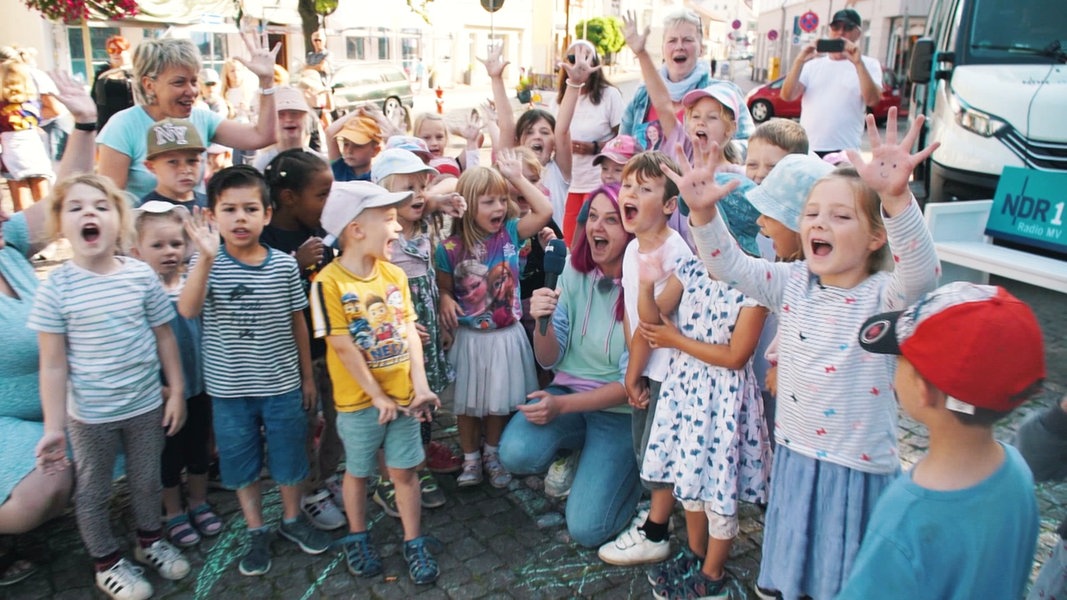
[309,181,442,585]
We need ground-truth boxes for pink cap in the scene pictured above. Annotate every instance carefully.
[681,84,742,120]
[592,135,639,166]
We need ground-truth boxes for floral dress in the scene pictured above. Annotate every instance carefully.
[390,222,454,393]
[640,257,772,517]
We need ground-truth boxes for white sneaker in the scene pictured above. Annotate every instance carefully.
[301,488,346,530]
[597,522,670,565]
[96,558,153,600]
[134,539,190,580]
[324,475,346,514]
[544,451,580,498]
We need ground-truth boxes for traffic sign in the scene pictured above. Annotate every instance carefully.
[799,10,819,33]
[732,19,742,30]
[768,29,778,41]
[481,0,504,12]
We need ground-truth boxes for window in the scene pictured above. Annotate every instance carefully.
[346,35,366,60]
[377,28,390,60]
[190,31,227,72]
[66,26,120,82]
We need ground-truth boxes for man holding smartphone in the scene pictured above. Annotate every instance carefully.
[780,8,882,157]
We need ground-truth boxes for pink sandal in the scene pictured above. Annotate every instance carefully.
[189,503,223,537]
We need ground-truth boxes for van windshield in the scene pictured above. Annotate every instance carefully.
[969,0,1066,63]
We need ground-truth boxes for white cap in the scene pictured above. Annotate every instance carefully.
[320,181,411,241]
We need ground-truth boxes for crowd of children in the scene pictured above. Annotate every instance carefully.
[10,27,1059,600]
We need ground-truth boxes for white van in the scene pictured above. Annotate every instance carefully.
[908,0,1066,203]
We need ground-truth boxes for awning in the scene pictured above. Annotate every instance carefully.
[86,0,301,26]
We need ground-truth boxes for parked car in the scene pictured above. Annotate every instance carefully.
[745,69,903,124]
[330,62,414,130]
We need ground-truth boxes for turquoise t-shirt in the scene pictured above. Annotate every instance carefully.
[97,105,223,200]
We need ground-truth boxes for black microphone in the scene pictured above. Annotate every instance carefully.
[538,239,568,336]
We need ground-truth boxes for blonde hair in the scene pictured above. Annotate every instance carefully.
[510,146,543,180]
[0,60,33,104]
[810,167,889,273]
[750,119,809,155]
[377,170,430,195]
[47,174,133,253]
[133,209,186,241]
[412,113,449,146]
[453,166,509,252]
[133,38,202,105]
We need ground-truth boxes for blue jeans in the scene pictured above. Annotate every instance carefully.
[499,386,640,547]
[212,388,309,489]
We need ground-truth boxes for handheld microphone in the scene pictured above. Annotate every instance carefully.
[538,239,568,336]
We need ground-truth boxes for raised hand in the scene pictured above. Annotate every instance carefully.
[233,29,282,86]
[184,207,220,259]
[846,108,939,213]
[622,11,651,56]
[452,110,484,142]
[662,141,742,226]
[560,42,600,86]
[49,70,97,124]
[478,42,510,79]
[495,147,523,181]
[435,192,466,218]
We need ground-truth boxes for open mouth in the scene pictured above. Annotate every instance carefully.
[810,238,833,256]
[232,227,250,238]
[528,141,544,154]
[693,130,708,144]
[81,224,100,243]
[161,258,180,268]
[409,202,425,212]
[672,54,689,64]
[592,235,609,250]
[622,202,639,221]
[489,215,505,228]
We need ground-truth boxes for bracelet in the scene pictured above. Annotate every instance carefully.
[260,86,276,96]
[592,141,599,154]
[74,122,97,132]
[565,79,585,89]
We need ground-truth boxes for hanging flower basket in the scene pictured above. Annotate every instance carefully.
[23,0,139,23]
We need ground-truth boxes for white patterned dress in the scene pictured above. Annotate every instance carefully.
[640,257,772,517]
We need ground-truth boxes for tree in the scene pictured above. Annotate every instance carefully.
[574,16,625,64]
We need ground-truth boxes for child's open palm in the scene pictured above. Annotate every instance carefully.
[663,141,742,226]
[478,42,509,79]
[846,108,939,214]
[495,148,523,181]
[184,207,220,258]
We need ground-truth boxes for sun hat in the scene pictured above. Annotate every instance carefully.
[858,282,1045,414]
[746,154,834,232]
[371,148,437,184]
[320,181,411,241]
[336,114,382,146]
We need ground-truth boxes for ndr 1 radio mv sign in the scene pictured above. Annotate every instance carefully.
[985,167,1067,256]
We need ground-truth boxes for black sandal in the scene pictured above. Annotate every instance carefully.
[0,550,38,587]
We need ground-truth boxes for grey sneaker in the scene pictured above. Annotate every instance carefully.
[544,451,580,498]
[301,488,346,530]
[419,470,447,509]
[238,528,273,576]
[279,515,331,555]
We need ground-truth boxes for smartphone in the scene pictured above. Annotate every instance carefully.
[816,38,846,53]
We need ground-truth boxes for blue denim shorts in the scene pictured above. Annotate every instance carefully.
[336,408,424,477]
[212,388,309,489]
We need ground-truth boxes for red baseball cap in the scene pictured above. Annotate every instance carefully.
[858,282,1045,413]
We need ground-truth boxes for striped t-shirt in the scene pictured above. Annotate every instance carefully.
[27,258,174,424]
[193,246,307,398]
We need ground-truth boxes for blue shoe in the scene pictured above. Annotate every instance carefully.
[402,536,441,585]
[341,532,382,578]
[647,544,700,588]
[652,568,727,600]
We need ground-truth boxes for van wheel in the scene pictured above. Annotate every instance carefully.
[750,100,773,124]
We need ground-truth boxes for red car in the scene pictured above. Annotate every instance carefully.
[745,69,903,123]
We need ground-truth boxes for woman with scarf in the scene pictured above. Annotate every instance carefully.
[498,183,640,548]
[620,9,753,151]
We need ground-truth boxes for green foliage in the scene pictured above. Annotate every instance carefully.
[574,16,625,62]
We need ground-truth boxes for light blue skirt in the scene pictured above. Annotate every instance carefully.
[757,445,899,600]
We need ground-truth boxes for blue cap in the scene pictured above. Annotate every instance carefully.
[745,154,834,232]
